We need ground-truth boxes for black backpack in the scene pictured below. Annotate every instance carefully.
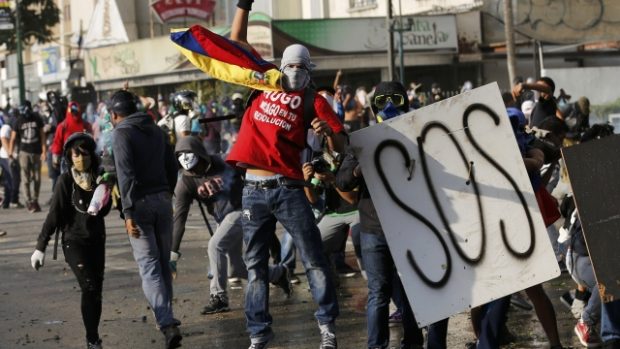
[563,102,587,136]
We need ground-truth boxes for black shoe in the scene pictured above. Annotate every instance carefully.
[162,324,182,349]
[560,291,574,310]
[200,294,230,315]
[86,338,103,349]
[336,263,358,278]
[273,266,292,297]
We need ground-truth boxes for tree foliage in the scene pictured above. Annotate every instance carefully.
[0,0,60,52]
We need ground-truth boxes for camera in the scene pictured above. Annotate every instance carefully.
[311,156,330,174]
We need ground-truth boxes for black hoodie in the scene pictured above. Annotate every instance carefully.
[112,112,178,219]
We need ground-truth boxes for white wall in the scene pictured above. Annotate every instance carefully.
[542,67,620,106]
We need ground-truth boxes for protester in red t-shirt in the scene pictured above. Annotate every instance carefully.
[227,2,346,348]
[51,101,93,170]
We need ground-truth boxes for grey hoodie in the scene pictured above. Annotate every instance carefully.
[113,112,178,219]
[171,136,243,253]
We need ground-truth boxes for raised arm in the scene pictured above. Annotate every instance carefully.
[230,1,254,52]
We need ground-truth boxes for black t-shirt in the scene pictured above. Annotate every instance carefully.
[14,113,44,154]
[529,97,557,128]
[324,185,357,214]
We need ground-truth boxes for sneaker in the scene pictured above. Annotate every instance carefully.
[560,291,575,310]
[248,332,274,349]
[287,270,301,284]
[32,201,41,212]
[9,202,24,209]
[510,293,533,311]
[318,322,337,349]
[228,277,242,284]
[389,310,402,324]
[336,263,358,278]
[86,339,103,349]
[162,324,182,349]
[26,201,34,212]
[574,320,602,348]
[273,266,292,297]
[200,294,230,314]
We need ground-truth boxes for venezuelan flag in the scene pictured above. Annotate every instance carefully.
[171,25,283,91]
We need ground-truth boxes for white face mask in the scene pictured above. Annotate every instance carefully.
[282,66,309,91]
[178,152,198,170]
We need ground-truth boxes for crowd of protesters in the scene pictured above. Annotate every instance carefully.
[2,2,620,349]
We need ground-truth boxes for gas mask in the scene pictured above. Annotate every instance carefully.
[281,66,310,92]
[178,152,198,171]
[376,101,405,123]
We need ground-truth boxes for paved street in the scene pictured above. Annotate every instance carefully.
[1,176,585,348]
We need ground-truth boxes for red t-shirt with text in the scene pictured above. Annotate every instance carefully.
[226,90,344,180]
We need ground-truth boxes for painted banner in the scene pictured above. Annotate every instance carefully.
[40,46,60,75]
[349,83,560,327]
[85,36,186,82]
[0,0,13,31]
[151,0,216,23]
[562,135,620,303]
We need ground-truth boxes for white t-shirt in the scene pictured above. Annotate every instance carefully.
[157,113,192,140]
[0,124,12,159]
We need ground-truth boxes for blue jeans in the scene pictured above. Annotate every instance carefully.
[241,185,339,341]
[280,231,296,272]
[279,199,324,274]
[0,158,13,208]
[129,192,178,329]
[361,232,422,348]
[602,300,620,343]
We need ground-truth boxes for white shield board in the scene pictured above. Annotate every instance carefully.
[349,82,560,327]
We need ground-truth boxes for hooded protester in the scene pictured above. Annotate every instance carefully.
[30,132,111,349]
[8,100,47,212]
[336,81,424,349]
[227,2,346,348]
[109,89,181,349]
[51,101,93,171]
[171,136,291,316]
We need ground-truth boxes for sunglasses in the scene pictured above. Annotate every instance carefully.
[374,94,405,109]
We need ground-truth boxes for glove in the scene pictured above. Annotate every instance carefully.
[31,250,45,270]
[52,154,60,169]
[237,0,254,11]
[170,251,181,279]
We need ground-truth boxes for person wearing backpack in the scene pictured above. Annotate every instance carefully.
[29,133,111,349]
[563,97,590,144]
[226,2,346,348]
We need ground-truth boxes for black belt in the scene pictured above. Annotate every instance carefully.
[244,177,308,189]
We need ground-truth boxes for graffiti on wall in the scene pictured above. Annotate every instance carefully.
[485,0,620,43]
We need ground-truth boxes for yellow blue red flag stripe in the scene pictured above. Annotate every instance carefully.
[171,25,283,91]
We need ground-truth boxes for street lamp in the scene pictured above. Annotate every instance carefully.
[15,0,26,104]
[391,17,413,86]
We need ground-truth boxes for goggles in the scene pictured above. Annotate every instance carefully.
[374,94,405,109]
